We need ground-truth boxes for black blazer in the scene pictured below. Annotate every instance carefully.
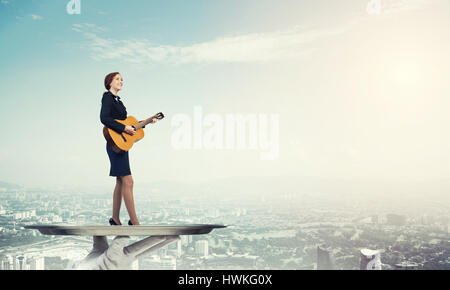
[100,91,127,133]
[100,91,146,134]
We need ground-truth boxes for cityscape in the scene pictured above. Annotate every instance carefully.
[0,179,448,270]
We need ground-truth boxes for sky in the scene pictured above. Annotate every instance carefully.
[0,0,449,196]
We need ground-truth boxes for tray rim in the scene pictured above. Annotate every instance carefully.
[23,224,227,236]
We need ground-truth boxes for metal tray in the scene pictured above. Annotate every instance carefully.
[24,224,227,236]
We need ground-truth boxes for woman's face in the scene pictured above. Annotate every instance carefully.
[110,74,123,91]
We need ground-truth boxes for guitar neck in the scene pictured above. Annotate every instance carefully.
[134,114,160,130]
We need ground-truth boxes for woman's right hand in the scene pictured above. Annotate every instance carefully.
[124,125,136,135]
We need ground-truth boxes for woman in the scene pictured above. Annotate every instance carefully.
[100,72,156,226]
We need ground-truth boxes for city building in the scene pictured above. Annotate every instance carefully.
[28,256,45,270]
[195,240,209,257]
[15,255,26,270]
[177,239,182,257]
[160,256,176,270]
[138,255,161,270]
[0,254,13,270]
[360,249,382,270]
[317,244,335,270]
[386,214,406,226]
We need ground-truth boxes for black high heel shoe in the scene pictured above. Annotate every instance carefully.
[128,220,133,226]
[109,218,120,226]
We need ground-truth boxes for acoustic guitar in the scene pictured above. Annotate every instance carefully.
[103,112,164,154]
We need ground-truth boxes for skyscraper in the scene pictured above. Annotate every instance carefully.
[360,249,382,270]
[0,254,13,270]
[15,255,26,270]
[317,245,335,270]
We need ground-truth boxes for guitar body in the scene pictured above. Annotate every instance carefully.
[103,116,145,154]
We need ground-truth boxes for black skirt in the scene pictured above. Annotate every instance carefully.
[106,142,131,177]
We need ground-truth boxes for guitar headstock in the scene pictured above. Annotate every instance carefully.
[155,112,164,120]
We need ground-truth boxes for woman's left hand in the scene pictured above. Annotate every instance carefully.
[150,118,158,124]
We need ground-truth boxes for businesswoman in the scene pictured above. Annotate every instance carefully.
[100,72,156,226]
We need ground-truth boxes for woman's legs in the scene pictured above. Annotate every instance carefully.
[121,174,140,225]
[112,177,123,225]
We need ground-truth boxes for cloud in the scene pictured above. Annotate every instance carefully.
[30,14,43,20]
[73,23,352,65]
[71,0,447,66]
[373,0,442,15]
[73,0,445,65]
[72,23,106,33]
